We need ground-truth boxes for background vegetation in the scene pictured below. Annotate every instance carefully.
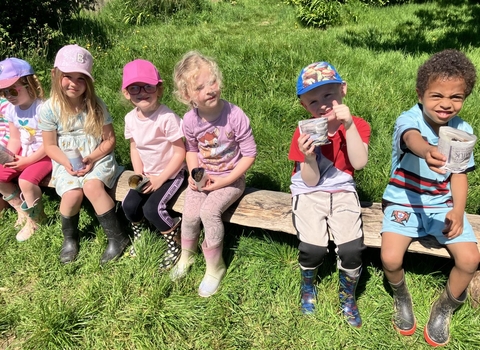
[1,0,480,348]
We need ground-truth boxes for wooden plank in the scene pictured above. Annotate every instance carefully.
[41,170,480,259]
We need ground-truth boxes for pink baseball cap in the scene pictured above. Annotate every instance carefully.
[54,44,94,81]
[122,59,162,89]
[0,58,35,89]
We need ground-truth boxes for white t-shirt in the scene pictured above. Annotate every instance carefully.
[5,99,43,156]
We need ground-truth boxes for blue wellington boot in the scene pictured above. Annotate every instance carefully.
[300,268,318,314]
[339,268,362,327]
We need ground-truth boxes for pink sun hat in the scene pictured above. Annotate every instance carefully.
[0,58,35,89]
[122,59,162,89]
[54,44,94,81]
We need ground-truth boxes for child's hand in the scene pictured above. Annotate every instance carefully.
[188,174,210,191]
[424,146,447,174]
[74,157,93,177]
[201,175,227,192]
[298,132,316,157]
[332,100,353,129]
[4,155,28,171]
[143,175,162,193]
[443,209,464,239]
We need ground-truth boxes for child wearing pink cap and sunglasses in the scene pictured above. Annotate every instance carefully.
[121,59,186,270]
[0,58,52,241]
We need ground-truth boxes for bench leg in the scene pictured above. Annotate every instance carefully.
[468,270,480,308]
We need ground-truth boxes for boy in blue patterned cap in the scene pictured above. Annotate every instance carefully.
[288,61,371,327]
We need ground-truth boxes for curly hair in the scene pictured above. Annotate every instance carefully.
[416,49,477,97]
[173,51,223,108]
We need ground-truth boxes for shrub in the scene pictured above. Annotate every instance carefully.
[286,0,413,29]
[0,0,96,57]
[103,0,208,26]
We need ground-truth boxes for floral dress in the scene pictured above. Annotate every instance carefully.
[39,98,123,196]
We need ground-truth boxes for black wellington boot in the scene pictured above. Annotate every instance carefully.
[424,283,466,347]
[60,213,80,264]
[389,276,416,335]
[96,207,130,264]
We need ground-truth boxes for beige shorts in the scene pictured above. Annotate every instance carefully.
[292,191,363,247]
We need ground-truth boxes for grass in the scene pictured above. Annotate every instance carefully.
[1,0,480,348]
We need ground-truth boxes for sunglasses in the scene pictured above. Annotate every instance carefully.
[126,84,157,95]
[0,85,29,98]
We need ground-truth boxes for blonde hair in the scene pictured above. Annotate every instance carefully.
[173,51,223,108]
[18,75,44,101]
[50,67,104,138]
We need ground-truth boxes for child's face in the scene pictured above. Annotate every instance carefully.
[417,77,466,129]
[299,83,346,121]
[188,65,221,111]
[123,83,161,113]
[0,82,32,109]
[61,72,87,103]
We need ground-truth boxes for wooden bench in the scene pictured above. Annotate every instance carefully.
[42,169,480,306]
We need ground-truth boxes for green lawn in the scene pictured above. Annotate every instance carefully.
[1,0,480,348]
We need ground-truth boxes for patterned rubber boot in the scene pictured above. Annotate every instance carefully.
[159,217,182,271]
[389,276,417,335]
[17,196,46,242]
[339,267,362,327]
[300,268,318,315]
[3,187,27,229]
[129,221,145,257]
[198,241,226,297]
[59,213,80,264]
[424,283,466,346]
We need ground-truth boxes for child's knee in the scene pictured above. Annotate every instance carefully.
[454,251,480,274]
[298,241,328,269]
[337,238,364,270]
[380,249,403,272]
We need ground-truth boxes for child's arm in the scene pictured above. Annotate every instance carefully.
[443,173,468,239]
[6,122,21,154]
[76,124,115,177]
[144,138,186,192]
[403,130,447,174]
[202,156,255,192]
[129,139,144,175]
[298,132,321,186]
[42,130,74,173]
[332,101,368,170]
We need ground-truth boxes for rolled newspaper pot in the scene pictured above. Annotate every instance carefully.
[0,144,15,165]
[64,148,86,171]
[437,126,477,173]
[128,174,150,192]
[191,167,207,191]
[298,118,329,145]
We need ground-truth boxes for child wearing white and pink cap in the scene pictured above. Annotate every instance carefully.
[121,59,186,270]
[39,44,128,265]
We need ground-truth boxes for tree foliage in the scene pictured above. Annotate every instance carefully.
[0,0,97,57]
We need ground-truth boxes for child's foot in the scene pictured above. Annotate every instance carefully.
[198,265,226,297]
[170,251,196,281]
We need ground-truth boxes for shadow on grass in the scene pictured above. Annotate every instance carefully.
[340,1,480,54]
[223,221,455,301]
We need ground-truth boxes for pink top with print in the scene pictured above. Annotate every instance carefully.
[182,100,257,176]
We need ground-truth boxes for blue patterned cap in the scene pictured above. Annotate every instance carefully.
[296,61,343,96]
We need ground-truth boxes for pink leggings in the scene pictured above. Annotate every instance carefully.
[181,176,245,249]
[0,156,52,185]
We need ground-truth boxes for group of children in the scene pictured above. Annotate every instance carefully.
[0,45,478,345]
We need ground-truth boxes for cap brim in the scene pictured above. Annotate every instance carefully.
[122,77,162,90]
[297,80,343,96]
[0,77,21,89]
[56,66,94,82]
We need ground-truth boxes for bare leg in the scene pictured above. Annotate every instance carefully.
[446,242,480,298]
[381,231,413,283]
